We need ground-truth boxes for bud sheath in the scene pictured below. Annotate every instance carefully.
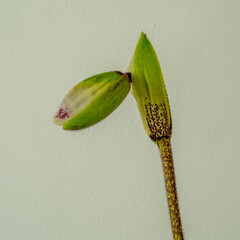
[128,32,172,142]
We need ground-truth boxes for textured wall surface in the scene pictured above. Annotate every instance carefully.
[1,1,240,239]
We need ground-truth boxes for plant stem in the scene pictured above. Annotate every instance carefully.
[157,138,184,240]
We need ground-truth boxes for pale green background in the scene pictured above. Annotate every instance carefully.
[1,0,240,239]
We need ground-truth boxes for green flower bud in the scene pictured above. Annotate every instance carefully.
[53,71,130,130]
[128,32,172,142]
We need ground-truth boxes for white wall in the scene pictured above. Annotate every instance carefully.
[1,1,240,239]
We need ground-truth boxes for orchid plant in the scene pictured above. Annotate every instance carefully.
[53,32,184,240]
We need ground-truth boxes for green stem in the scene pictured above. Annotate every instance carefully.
[157,138,184,240]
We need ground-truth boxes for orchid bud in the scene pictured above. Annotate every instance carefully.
[53,71,130,130]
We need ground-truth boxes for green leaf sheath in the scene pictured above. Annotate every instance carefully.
[157,138,184,240]
[128,32,172,141]
[53,71,130,130]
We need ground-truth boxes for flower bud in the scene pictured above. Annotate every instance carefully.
[53,71,130,130]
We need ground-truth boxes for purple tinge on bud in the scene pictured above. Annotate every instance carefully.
[55,107,70,120]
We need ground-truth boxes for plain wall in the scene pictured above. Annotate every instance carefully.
[1,0,240,239]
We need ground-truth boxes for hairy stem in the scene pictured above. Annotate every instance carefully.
[157,138,184,240]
